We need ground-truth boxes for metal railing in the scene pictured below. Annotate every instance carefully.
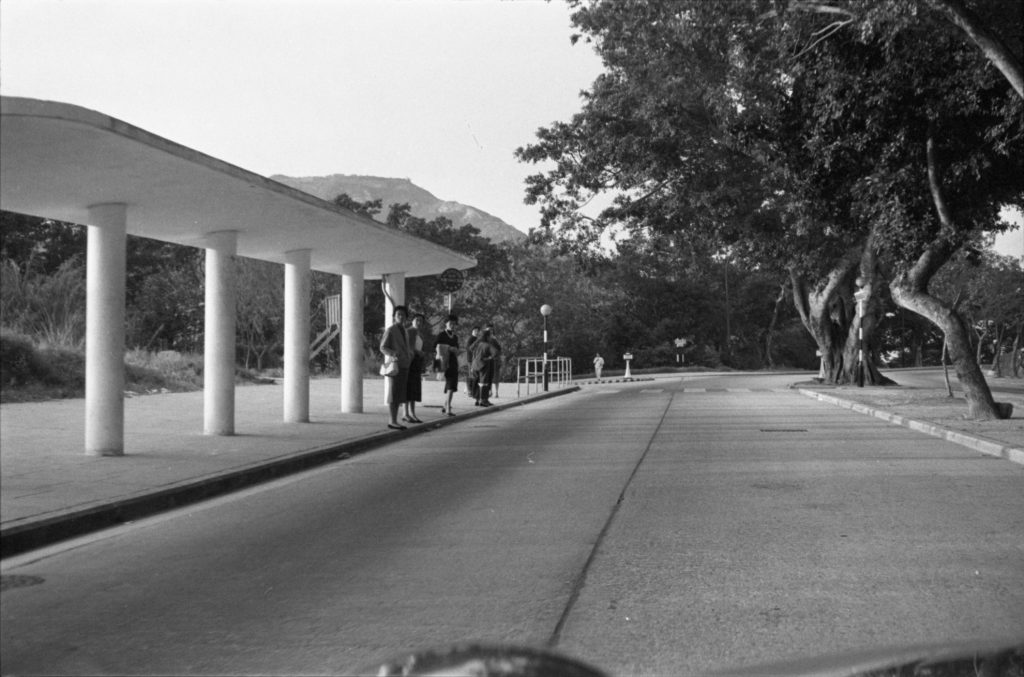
[516,357,573,397]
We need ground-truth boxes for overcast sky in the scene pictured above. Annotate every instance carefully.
[1,0,1019,257]
[0,0,604,234]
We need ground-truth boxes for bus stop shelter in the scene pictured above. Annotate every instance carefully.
[0,96,475,455]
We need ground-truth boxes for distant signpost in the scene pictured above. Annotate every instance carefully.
[439,268,464,292]
[439,268,464,312]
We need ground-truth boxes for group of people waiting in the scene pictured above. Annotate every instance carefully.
[379,306,502,430]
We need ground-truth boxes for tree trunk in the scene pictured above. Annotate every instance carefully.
[1012,324,1022,377]
[764,280,789,370]
[941,338,954,397]
[791,262,853,384]
[989,324,1004,377]
[791,246,894,386]
[840,232,896,386]
[974,322,987,365]
[928,0,1024,99]
[892,276,1008,418]
[899,129,1012,419]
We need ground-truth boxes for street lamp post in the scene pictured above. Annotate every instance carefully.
[540,304,552,391]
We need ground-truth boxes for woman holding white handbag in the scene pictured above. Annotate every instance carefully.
[379,305,412,430]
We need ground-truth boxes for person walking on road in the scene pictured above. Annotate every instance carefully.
[593,353,605,380]
[380,305,412,430]
[434,314,461,416]
[403,313,426,424]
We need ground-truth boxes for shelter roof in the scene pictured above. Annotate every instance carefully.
[0,97,476,279]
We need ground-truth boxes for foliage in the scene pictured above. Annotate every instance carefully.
[0,210,86,275]
[515,0,1022,408]
[126,250,204,352]
[0,331,51,387]
[0,329,86,401]
[235,257,284,371]
[0,256,87,348]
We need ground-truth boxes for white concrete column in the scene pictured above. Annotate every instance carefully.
[85,203,127,456]
[381,272,405,405]
[203,231,237,436]
[382,272,406,326]
[283,249,311,423]
[341,262,364,413]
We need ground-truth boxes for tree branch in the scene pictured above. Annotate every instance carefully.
[927,0,1023,99]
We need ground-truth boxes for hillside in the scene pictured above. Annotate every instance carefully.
[271,174,527,244]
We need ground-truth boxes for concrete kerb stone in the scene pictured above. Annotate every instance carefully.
[799,388,1024,467]
[575,377,655,386]
[0,386,581,559]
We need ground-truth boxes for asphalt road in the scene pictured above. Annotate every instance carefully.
[2,373,1022,676]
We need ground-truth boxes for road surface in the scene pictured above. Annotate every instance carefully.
[3,373,1022,675]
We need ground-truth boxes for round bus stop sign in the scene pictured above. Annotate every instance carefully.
[439,268,464,292]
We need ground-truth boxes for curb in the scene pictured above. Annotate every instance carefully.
[575,377,656,385]
[0,387,580,559]
[799,389,1024,468]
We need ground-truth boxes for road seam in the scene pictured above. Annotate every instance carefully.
[546,391,676,650]
[798,389,1024,467]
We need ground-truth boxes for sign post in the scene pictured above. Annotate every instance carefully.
[438,268,464,313]
[673,338,688,364]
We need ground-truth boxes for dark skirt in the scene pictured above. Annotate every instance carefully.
[443,366,460,393]
[407,355,423,402]
[387,368,409,404]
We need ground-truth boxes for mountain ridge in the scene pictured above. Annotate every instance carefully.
[271,174,527,244]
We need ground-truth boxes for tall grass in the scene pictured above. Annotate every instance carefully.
[0,257,86,349]
[124,349,204,393]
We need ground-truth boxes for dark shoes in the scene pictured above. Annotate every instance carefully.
[387,423,407,431]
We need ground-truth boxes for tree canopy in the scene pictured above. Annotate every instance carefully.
[516,0,1022,416]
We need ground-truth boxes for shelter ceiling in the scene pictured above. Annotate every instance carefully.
[0,97,476,279]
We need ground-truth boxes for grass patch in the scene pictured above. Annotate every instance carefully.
[0,336,284,403]
[1,335,211,403]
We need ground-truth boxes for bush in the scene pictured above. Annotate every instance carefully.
[0,257,86,348]
[0,331,85,400]
[124,349,203,392]
[0,331,48,386]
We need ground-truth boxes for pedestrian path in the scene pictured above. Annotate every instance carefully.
[0,378,574,557]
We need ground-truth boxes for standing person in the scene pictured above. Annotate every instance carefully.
[380,305,412,430]
[403,313,426,423]
[485,324,502,398]
[434,314,460,416]
[593,353,605,380]
[470,326,498,407]
[465,326,480,400]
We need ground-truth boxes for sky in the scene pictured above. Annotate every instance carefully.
[1,0,1019,258]
[0,0,604,234]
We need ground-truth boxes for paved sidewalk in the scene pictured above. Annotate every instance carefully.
[1,377,571,557]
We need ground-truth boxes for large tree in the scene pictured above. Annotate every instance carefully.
[517,1,890,384]
[518,0,1021,417]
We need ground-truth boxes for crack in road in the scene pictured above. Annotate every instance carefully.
[546,391,676,649]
